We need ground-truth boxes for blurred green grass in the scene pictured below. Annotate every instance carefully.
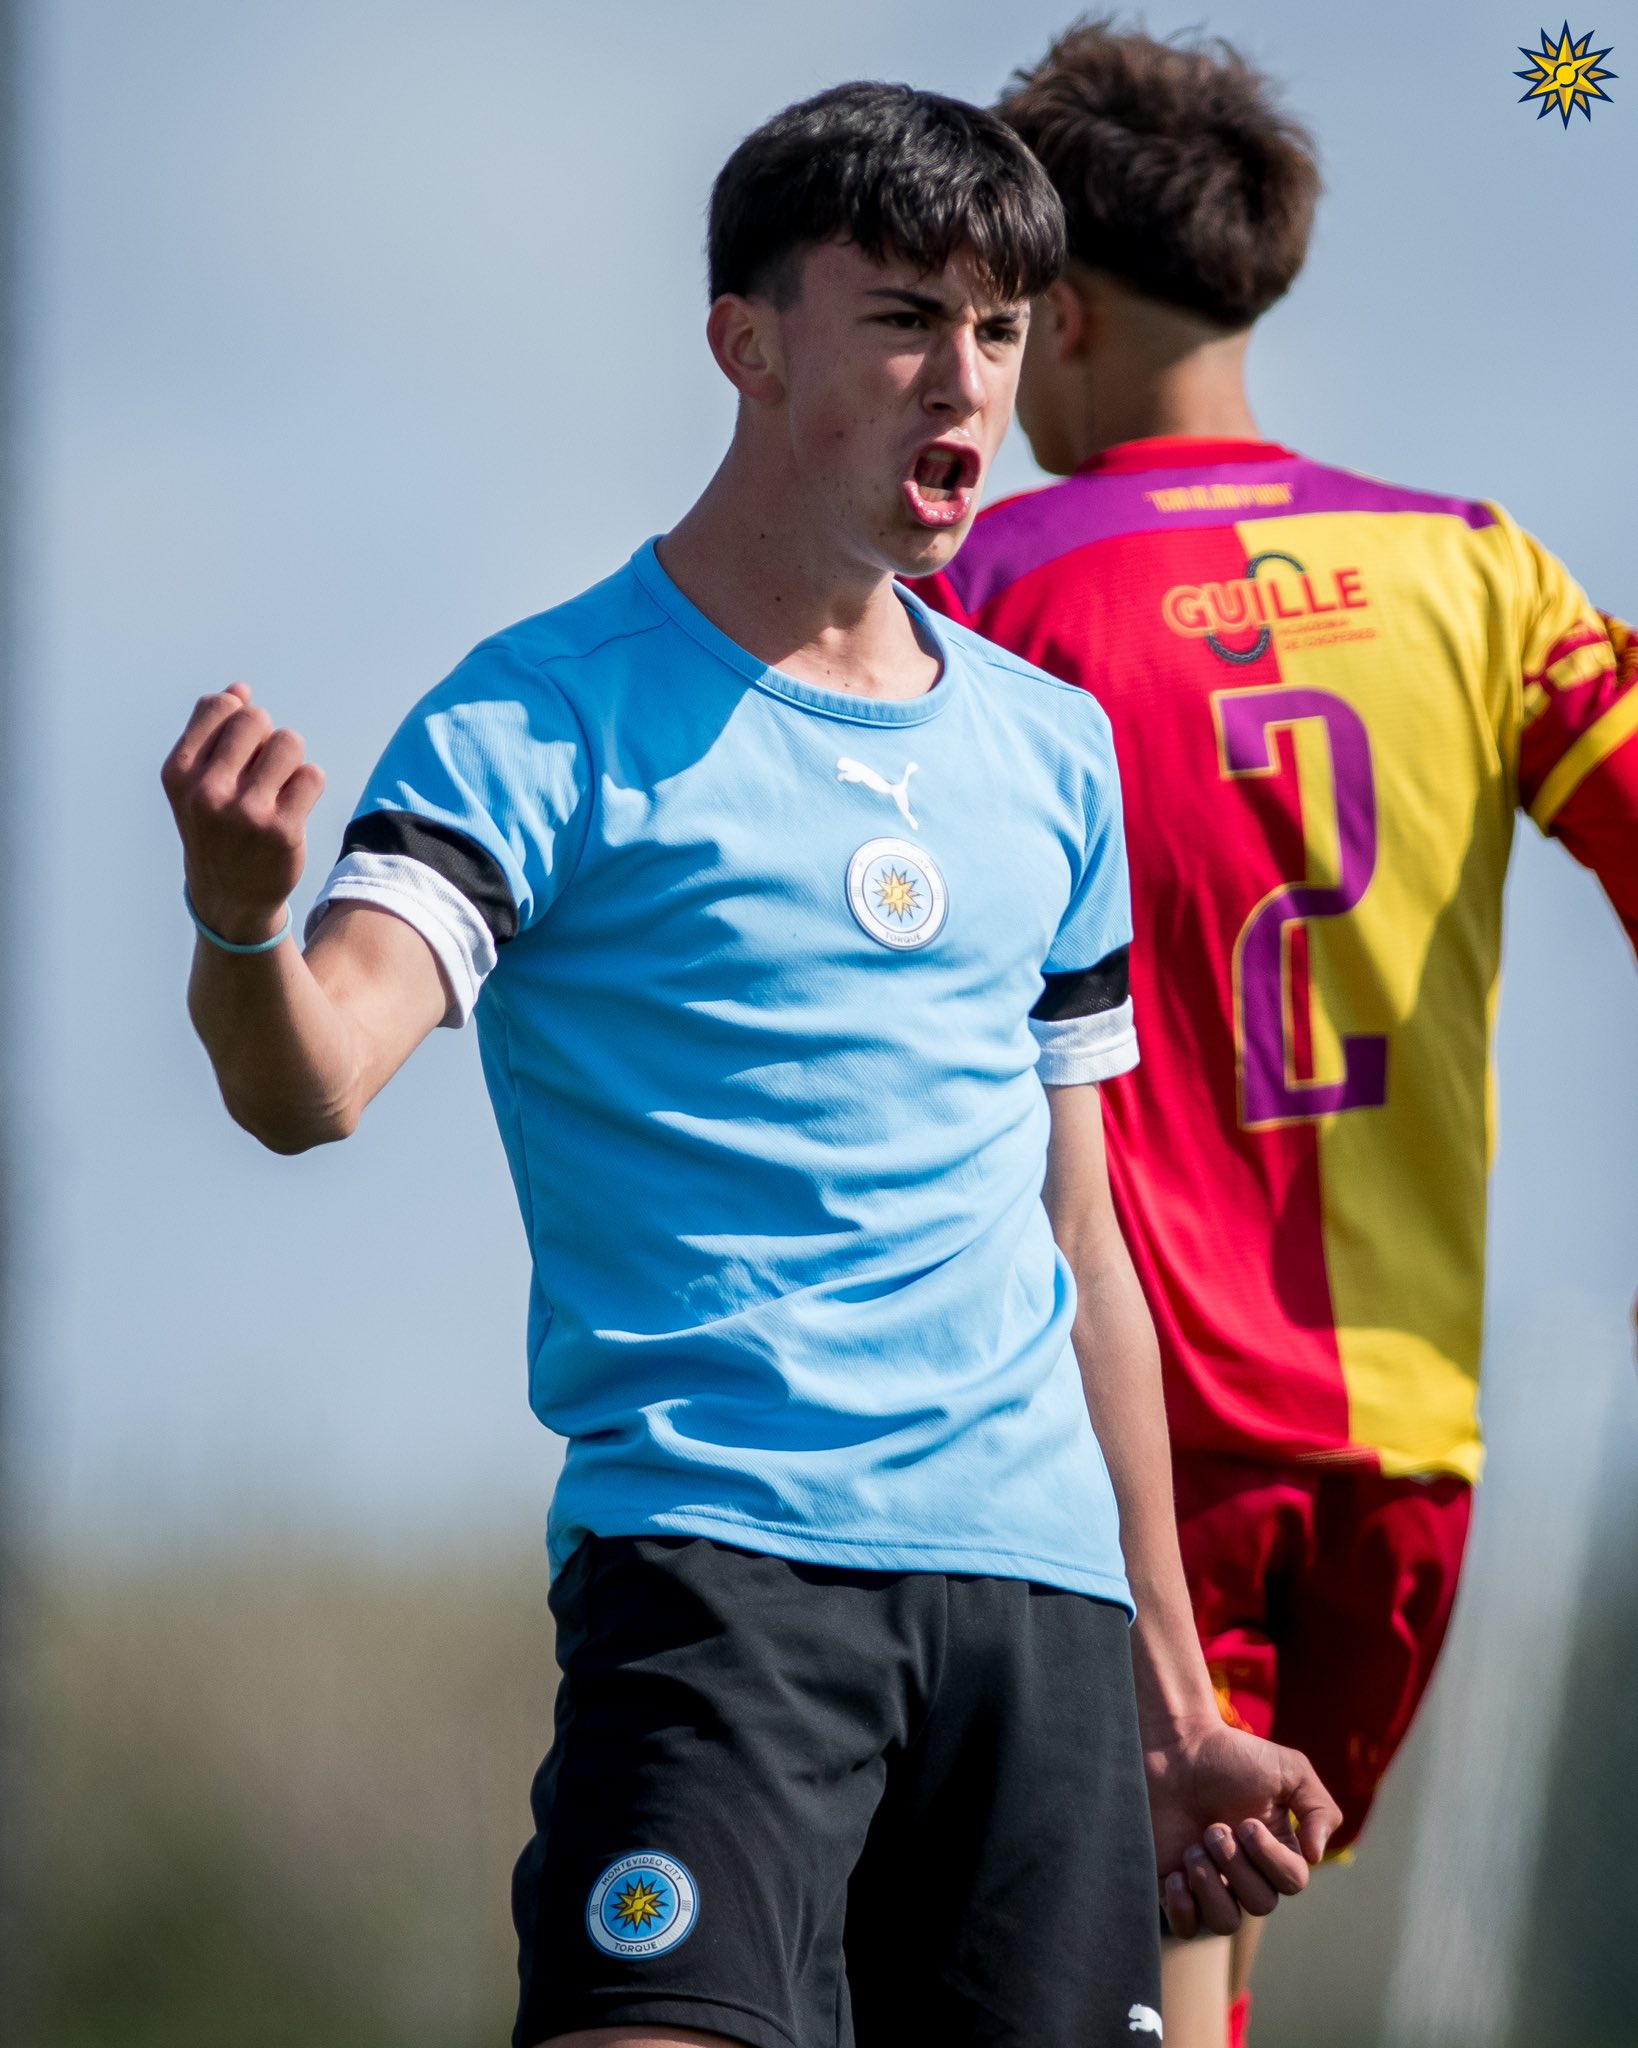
[16,1551,554,2048]
[12,1541,1638,2048]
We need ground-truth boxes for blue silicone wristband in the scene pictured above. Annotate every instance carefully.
[184,885,293,955]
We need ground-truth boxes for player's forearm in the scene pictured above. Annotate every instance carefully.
[1065,1240,1221,1737]
[1043,1084,1220,1734]
[164,689,453,1149]
[187,935,367,1152]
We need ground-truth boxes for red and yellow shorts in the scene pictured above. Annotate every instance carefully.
[1173,1455,1473,1856]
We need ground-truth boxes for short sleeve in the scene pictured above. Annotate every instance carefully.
[1030,709,1139,1087]
[305,637,593,1025]
[1505,523,1638,956]
[1512,527,1638,833]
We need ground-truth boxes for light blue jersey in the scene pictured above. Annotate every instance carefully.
[311,542,1141,1605]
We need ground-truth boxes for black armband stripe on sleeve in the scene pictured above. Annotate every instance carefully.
[340,812,520,944]
[1031,944,1130,1021]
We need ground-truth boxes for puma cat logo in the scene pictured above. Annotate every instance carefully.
[836,756,919,829]
[1127,2006,1163,2037]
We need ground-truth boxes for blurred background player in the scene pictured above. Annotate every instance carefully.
[915,20,1638,2048]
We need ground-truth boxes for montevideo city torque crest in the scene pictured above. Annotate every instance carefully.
[586,1851,699,1958]
[1516,22,1616,125]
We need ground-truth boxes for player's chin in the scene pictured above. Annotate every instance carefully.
[883,505,979,579]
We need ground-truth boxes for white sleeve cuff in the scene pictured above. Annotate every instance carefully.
[304,851,499,1026]
[1030,998,1140,1086]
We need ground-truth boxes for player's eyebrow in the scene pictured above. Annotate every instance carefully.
[863,286,1023,323]
[864,287,953,315]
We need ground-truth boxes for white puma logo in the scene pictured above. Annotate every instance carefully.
[1127,2006,1163,2037]
[836,756,919,829]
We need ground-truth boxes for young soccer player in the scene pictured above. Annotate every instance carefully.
[914,25,1638,2048]
[160,82,1339,2048]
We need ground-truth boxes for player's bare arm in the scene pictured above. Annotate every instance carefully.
[1043,1083,1339,1937]
[161,681,446,1151]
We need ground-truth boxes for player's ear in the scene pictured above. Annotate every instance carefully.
[707,293,786,405]
[1038,277,1091,365]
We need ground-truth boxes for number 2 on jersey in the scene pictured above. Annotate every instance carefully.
[1213,685,1388,1128]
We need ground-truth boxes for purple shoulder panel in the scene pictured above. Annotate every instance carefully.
[945,460,1496,616]
[1290,464,1497,531]
[944,474,1244,614]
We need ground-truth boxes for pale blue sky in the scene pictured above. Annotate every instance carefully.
[15,0,1638,1549]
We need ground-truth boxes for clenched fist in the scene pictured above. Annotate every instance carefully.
[1146,1715,1338,1938]
[161,683,326,947]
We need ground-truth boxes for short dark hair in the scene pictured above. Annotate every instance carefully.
[999,19,1319,328]
[707,81,1065,306]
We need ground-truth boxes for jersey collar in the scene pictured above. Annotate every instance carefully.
[1075,436,1297,476]
[632,538,956,728]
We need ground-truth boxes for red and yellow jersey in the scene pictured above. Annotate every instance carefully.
[918,437,1638,1482]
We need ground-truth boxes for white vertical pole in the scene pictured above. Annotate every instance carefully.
[1382,1313,1625,2047]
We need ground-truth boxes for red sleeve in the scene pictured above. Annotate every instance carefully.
[1529,610,1638,956]
[1539,610,1637,954]
[1503,523,1638,953]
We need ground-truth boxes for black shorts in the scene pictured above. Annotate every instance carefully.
[512,1535,1160,2048]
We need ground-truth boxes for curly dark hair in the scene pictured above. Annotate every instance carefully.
[999,18,1320,327]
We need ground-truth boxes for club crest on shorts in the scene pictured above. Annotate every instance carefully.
[586,1851,698,1958]
[846,836,948,950]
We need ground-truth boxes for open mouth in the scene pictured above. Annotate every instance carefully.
[903,440,981,529]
